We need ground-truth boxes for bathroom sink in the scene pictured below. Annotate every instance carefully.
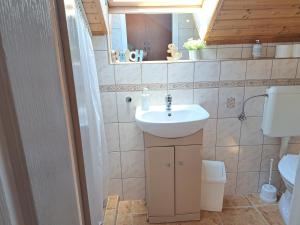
[135,104,209,138]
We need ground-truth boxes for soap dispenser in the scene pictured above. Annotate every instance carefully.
[141,88,150,111]
[252,40,262,59]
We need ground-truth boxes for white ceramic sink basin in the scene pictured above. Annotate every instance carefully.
[135,104,209,138]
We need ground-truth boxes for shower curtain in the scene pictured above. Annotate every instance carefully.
[64,0,109,224]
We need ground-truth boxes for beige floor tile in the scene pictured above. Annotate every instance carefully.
[132,214,179,225]
[104,209,117,225]
[116,213,132,225]
[220,208,268,225]
[179,211,222,225]
[246,193,279,206]
[223,195,251,208]
[118,201,132,214]
[107,195,119,210]
[257,205,285,225]
[132,214,150,225]
[131,200,147,214]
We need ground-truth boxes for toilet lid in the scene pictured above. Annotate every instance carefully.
[278,154,299,185]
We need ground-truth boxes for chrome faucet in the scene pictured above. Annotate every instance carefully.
[165,94,172,111]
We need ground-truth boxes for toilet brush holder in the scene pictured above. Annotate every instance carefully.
[260,158,277,203]
[260,184,277,203]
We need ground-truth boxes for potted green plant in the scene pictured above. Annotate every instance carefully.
[183,38,206,60]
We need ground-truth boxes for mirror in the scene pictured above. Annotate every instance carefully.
[109,13,199,62]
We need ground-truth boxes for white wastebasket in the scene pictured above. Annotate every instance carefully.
[201,160,226,212]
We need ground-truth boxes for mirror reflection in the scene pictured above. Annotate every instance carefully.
[109,13,200,62]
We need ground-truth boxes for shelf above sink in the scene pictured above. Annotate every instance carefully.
[135,104,209,138]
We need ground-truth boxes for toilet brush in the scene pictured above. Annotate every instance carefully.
[260,158,277,203]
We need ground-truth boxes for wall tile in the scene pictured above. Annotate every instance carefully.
[101,92,118,123]
[218,87,244,118]
[288,143,300,154]
[105,123,120,152]
[194,88,219,118]
[261,145,280,171]
[168,89,194,104]
[271,59,298,79]
[109,152,122,178]
[225,173,237,195]
[194,61,220,81]
[92,36,108,51]
[297,59,300,78]
[109,179,123,199]
[216,146,239,172]
[246,60,272,79]
[202,119,217,147]
[168,62,194,83]
[244,86,267,117]
[115,64,142,84]
[290,136,300,144]
[238,145,262,172]
[123,178,146,200]
[119,123,144,151]
[217,48,242,59]
[142,63,167,84]
[241,47,252,59]
[217,118,241,146]
[148,90,168,105]
[199,48,217,60]
[117,91,141,122]
[263,135,281,145]
[95,51,115,85]
[240,117,263,145]
[121,151,145,178]
[266,46,276,58]
[202,146,216,160]
[236,172,259,194]
[220,61,246,80]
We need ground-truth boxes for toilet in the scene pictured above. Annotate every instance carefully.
[278,154,299,224]
[262,86,300,225]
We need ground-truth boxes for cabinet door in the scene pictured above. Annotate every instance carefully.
[146,147,174,217]
[175,145,202,215]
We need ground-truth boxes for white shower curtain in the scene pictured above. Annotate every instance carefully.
[64,1,109,224]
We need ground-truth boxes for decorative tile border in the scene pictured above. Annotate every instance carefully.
[100,79,300,92]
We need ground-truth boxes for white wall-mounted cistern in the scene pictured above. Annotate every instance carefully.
[261,86,300,225]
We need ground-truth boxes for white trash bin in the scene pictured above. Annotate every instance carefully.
[201,160,226,212]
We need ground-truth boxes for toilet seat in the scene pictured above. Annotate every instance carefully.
[278,154,299,186]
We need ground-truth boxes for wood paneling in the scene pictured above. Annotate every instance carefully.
[82,0,107,35]
[205,0,300,44]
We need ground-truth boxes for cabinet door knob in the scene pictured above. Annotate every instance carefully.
[165,163,171,167]
[178,161,184,166]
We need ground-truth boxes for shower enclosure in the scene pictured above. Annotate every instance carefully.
[64,0,109,224]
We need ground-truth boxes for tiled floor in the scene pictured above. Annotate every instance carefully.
[105,194,285,225]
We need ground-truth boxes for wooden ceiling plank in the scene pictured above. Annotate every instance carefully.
[209,26,300,37]
[82,2,98,14]
[218,8,300,20]
[222,0,300,10]
[213,18,300,30]
[206,35,300,45]
[86,14,103,24]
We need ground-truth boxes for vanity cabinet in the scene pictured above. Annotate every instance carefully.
[144,131,203,223]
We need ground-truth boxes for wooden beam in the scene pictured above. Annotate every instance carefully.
[82,0,107,35]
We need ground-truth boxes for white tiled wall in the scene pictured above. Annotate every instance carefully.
[93,36,300,199]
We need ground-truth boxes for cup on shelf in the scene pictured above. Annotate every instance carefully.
[275,45,293,58]
[292,44,300,58]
